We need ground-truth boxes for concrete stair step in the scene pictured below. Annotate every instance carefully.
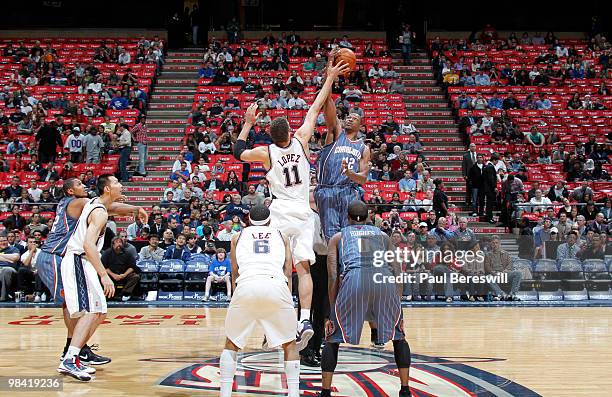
[402,103,448,109]
[149,103,192,110]
[405,111,453,117]
[151,94,194,102]
[154,87,197,93]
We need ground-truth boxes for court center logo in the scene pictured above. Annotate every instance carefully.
[156,347,541,396]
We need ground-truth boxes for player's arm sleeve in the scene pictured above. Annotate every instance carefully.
[327,233,342,307]
[84,208,109,277]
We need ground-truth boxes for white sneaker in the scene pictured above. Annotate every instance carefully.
[121,296,130,302]
[41,293,47,302]
[201,295,209,302]
[34,295,41,303]
[57,358,92,381]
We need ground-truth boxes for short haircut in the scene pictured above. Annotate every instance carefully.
[62,178,78,195]
[148,234,159,240]
[96,174,114,196]
[269,117,290,143]
[347,200,368,222]
[216,247,226,254]
[490,235,500,242]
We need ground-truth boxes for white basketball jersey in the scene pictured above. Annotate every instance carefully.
[235,226,287,283]
[65,198,107,256]
[266,138,310,204]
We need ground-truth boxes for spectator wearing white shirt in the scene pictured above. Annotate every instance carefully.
[288,92,307,109]
[25,73,38,86]
[481,109,494,132]
[172,153,192,174]
[529,189,552,213]
[27,180,43,202]
[117,48,131,64]
[400,117,418,135]
[339,35,352,48]
[368,62,385,78]
[17,237,43,301]
[64,127,85,163]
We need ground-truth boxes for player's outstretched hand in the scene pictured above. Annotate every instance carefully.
[244,103,261,125]
[327,61,351,79]
[326,47,339,71]
[101,274,116,298]
[137,207,149,225]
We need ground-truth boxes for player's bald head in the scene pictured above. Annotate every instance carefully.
[348,200,368,224]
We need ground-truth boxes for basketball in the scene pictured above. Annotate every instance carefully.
[334,48,357,75]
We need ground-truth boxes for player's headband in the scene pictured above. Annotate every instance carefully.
[250,214,271,226]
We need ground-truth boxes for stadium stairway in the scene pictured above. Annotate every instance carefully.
[117,48,206,228]
[393,50,518,255]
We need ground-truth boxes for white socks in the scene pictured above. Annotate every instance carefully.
[284,360,300,397]
[66,346,81,360]
[299,309,311,322]
[219,349,237,397]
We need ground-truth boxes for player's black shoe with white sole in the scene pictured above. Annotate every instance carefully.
[79,344,111,365]
[296,319,314,351]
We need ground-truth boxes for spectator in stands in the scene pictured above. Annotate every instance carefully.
[64,127,84,163]
[428,217,454,242]
[388,79,405,94]
[484,235,522,301]
[453,217,477,244]
[101,236,140,301]
[529,190,552,213]
[27,180,42,203]
[432,180,449,218]
[547,181,569,202]
[502,93,520,110]
[163,233,191,261]
[115,123,132,182]
[525,126,545,148]
[577,234,606,260]
[571,181,593,202]
[202,248,231,301]
[138,234,165,262]
[15,237,42,301]
[587,213,609,235]
[0,234,20,301]
[3,206,26,231]
[170,162,191,183]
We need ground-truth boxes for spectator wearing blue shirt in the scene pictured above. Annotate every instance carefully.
[163,233,192,262]
[110,94,129,110]
[535,94,552,110]
[398,171,417,192]
[7,139,26,154]
[488,93,503,109]
[202,248,231,301]
[170,162,191,183]
[474,71,491,86]
[227,71,245,85]
[199,62,215,78]
[223,194,250,221]
[0,235,20,301]
[456,93,472,109]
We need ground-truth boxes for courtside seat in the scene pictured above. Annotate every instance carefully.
[157,259,186,291]
[512,258,538,301]
[558,259,588,301]
[136,260,160,293]
[583,259,612,300]
[533,259,563,300]
[183,258,211,301]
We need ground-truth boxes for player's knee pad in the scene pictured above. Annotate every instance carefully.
[392,339,411,368]
[321,342,339,372]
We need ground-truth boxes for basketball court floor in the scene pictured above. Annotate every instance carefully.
[0,306,610,396]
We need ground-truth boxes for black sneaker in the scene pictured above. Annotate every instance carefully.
[79,345,111,365]
[300,351,320,367]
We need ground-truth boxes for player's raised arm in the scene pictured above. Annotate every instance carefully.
[84,208,114,299]
[107,202,149,225]
[233,103,270,167]
[323,96,341,146]
[326,232,342,307]
[282,234,294,294]
[230,232,241,293]
[322,49,341,145]
[341,145,371,185]
[295,61,351,147]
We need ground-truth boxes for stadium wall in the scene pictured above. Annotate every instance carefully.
[0,29,167,39]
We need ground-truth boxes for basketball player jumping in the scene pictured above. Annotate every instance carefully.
[37,178,147,371]
[58,175,125,381]
[319,201,412,397]
[233,59,351,350]
[219,205,299,397]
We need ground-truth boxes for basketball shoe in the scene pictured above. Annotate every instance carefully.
[57,357,92,381]
[295,319,314,351]
[79,344,111,365]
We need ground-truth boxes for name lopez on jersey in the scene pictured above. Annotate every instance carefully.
[333,145,362,159]
[251,231,271,239]
[276,153,301,167]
